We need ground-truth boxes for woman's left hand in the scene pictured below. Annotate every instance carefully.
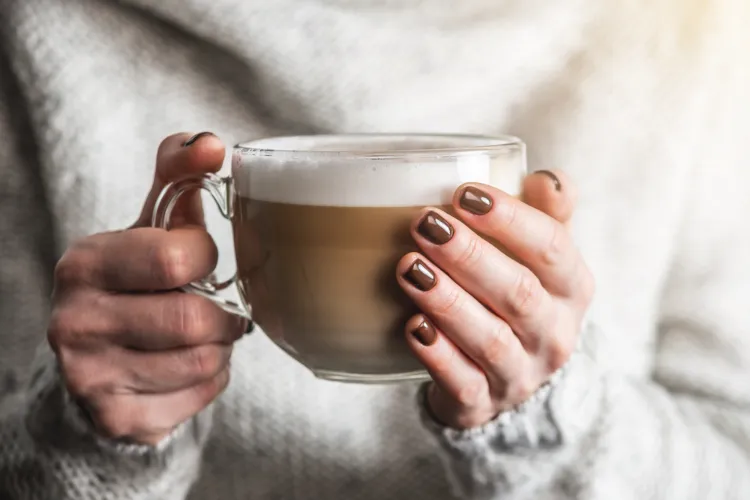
[398,170,594,429]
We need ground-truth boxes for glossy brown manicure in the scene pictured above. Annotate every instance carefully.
[418,211,454,245]
[411,318,437,346]
[183,131,216,147]
[534,170,562,191]
[403,259,437,292]
[459,186,493,215]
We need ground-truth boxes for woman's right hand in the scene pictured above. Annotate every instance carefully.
[47,132,247,446]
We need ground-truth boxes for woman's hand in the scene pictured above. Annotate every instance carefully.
[47,132,248,445]
[398,170,594,429]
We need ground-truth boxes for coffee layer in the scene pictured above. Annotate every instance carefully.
[233,198,452,376]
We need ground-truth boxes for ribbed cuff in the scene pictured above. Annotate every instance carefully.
[418,358,569,450]
[25,351,215,461]
[60,381,209,457]
[417,319,602,451]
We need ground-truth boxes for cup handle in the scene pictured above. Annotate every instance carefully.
[151,173,253,323]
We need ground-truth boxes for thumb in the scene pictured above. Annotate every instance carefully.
[133,132,226,228]
[521,169,577,226]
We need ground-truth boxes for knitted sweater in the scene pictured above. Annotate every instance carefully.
[1,0,749,499]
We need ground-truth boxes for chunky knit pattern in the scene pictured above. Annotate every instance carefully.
[1,0,750,499]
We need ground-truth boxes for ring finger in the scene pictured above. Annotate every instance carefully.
[103,291,246,350]
[116,342,233,394]
[396,253,529,392]
[411,208,554,352]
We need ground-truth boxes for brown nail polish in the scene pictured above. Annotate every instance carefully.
[183,131,216,147]
[459,186,493,215]
[534,170,562,191]
[411,319,437,346]
[403,259,437,292]
[418,211,454,245]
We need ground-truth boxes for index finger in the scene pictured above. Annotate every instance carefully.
[55,226,217,292]
[452,182,582,297]
[134,132,226,228]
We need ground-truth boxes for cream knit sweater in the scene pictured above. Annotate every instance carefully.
[1,0,749,499]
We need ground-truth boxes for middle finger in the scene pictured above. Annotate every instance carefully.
[102,291,246,350]
[116,342,233,394]
[58,226,218,292]
[454,183,582,297]
[396,253,528,387]
[411,208,554,351]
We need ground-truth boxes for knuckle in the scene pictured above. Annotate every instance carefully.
[60,356,98,398]
[546,337,574,373]
[431,347,458,375]
[507,270,543,318]
[150,241,192,289]
[47,306,84,348]
[482,326,513,366]
[63,370,93,399]
[453,236,484,269]
[433,288,465,317]
[540,222,568,267]
[487,379,510,402]
[54,244,95,287]
[511,377,536,403]
[183,345,223,379]
[496,200,519,228]
[48,292,112,349]
[172,294,214,342]
[455,380,484,409]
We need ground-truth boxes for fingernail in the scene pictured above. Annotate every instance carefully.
[183,131,216,147]
[459,186,493,215]
[403,259,437,292]
[417,211,454,245]
[411,318,437,346]
[533,170,562,191]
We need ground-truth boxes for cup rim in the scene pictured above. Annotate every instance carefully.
[233,133,523,160]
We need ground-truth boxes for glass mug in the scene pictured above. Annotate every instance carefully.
[152,134,526,383]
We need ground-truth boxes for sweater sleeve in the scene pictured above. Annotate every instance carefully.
[419,40,750,500]
[0,53,214,500]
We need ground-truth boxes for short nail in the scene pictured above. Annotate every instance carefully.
[534,170,562,191]
[183,131,216,147]
[403,259,437,292]
[411,318,437,346]
[417,211,454,245]
[459,186,493,215]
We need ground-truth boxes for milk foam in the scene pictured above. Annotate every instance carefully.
[232,136,526,207]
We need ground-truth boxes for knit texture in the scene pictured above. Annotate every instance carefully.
[1,0,750,499]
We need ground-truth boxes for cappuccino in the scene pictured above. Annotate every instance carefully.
[230,135,525,381]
